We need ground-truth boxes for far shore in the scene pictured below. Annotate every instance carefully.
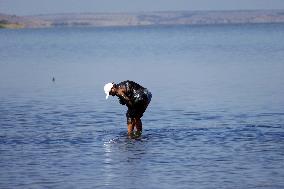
[1,10,284,29]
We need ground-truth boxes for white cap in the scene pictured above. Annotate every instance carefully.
[104,83,114,99]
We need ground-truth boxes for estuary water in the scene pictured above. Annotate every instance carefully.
[0,23,284,188]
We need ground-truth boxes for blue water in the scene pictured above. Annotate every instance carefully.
[0,24,284,188]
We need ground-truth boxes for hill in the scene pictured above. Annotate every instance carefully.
[1,10,284,29]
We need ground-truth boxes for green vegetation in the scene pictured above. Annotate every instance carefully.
[0,20,8,28]
[0,20,23,29]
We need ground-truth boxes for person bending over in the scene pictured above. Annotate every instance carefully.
[104,80,152,137]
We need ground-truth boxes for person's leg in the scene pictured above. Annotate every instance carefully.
[129,119,142,138]
[133,103,148,136]
[127,117,135,135]
[135,117,142,133]
[130,117,141,138]
[126,109,135,135]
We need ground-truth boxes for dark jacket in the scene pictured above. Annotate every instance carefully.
[115,80,151,108]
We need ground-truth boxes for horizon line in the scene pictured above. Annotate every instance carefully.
[2,8,284,17]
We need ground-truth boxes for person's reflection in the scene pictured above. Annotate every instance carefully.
[102,141,116,186]
[102,138,148,187]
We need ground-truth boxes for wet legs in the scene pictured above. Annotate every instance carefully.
[127,121,134,135]
[127,117,142,138]
[135,118,142,133]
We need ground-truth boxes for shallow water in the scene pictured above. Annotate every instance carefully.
[1,24,284,188]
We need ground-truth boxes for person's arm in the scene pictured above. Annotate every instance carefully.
[117,90,133,107]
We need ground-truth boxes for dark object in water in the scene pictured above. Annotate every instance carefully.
[52,77,55,82]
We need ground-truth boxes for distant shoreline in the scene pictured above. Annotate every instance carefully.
[1,10,284,29]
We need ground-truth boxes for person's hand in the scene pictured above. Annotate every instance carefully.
[119,97,126,105]
[116,89,124,96]
[117,89,132,107]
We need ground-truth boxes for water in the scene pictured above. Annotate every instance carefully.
[1,23,284,188]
